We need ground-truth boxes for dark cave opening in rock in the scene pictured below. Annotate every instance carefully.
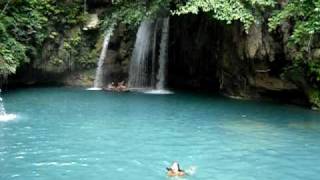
[168,14,222,91]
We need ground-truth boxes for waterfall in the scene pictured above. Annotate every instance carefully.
[0,89,16,122]
[128,18,172,94]
[156,18,169,90]
[151,20,161,88]
[89,24,115,90]
[128,20,155,89]
[0,97,6,116]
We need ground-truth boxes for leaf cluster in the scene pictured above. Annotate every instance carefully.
[269,0,320,86]
[173,0,274,31]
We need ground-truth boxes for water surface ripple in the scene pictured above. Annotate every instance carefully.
[0,87,320,180]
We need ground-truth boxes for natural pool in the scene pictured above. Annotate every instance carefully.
[0,87,320,180]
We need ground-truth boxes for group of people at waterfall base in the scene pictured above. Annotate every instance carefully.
[105,81,128,92]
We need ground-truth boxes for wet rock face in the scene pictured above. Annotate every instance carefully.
[5,20,134,89]
[313,49,320,60]
[169,14,307,104]
[102,24,135,85]
[6,25,100,88]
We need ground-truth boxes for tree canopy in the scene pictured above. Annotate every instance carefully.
[106,0,274,30]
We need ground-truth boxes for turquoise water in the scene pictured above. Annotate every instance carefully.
[1,87,320,180]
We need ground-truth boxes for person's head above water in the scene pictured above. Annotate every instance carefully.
[171,162,180,172]
[167,161,185,177]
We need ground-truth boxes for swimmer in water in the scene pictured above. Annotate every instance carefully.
[166,161,186,177]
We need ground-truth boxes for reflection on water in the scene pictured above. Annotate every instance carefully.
[222,119,276,134]
[288,120,320,130]
[220,119,285,152]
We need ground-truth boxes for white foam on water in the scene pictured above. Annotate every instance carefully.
[144,89,173,95]
[128,88,174,94]
[1,90,17,122]
[33,161,77,167]
[185,166,197,176]
[86,87,102,91]
[0,114,17,122]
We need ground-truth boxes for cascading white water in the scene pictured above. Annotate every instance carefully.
[88,24,115,90]
[145,17,172,95]
[156,18,169,90]
[128,18,173,94]
[128,20,154,89]
[151,19,160,88]
[0,97,6,116]
[0,89,16,122]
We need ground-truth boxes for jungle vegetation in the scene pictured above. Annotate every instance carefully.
[1,0,319,104]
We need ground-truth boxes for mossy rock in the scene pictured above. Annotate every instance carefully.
[308,89,320,109]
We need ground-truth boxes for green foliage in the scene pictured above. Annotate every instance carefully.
[308,61,320,83]
[0,20,27,75]
[0,0,86,76]
[173,0,274,31]
[102,0,171,29]
[269,1,320,45]
[61,28,98,70]
[308,89,320,108]
[104,0,274,31]
[76,50,98,69]
[269,0,320,86]
[0,39,26,75]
